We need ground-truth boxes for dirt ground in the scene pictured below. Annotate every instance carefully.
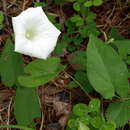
[0,0,130,130]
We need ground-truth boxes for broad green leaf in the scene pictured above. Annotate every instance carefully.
[87,35,129,98]
[18,72,59,87]
[106,100,130,127]
[14,87,40,126]
[18,57,65,87]
[0,39,23,87]
[78,122,90,130]
[88,99,100,112]
[67,51,86,70]
[24,57,60,76]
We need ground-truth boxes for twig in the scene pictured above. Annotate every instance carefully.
[37,88,44,130]
[1,0,9,26]
[39,113,44,130]
[7,97,13,130]
[1,0,6,13]
[65,72,92,99]
[7,0,17,9]
[1,0,12,33]
[0,125,34,130]
[22,0,28,11]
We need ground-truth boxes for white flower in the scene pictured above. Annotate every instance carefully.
[12,7,61,59]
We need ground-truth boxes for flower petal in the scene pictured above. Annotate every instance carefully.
[12,7,61,59]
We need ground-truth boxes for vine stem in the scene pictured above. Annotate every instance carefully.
[0,125,34,130]
[65,72,92,99]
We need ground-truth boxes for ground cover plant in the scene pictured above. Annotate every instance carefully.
[0,0,130,130]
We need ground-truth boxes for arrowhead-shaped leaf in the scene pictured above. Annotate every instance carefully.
[18,57,65,87]
[86,35,129,98]
[14,87,41,126]
[0,39,23,87]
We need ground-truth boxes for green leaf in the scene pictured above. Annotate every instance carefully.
[0,12,4,23]
[65,0,76,2]
[73,2,81,11]
[106,100,130,127]
[87,35,129,99]
[112,40,130,59]
[54,0,65,4]
[100,121,116,130]
[77,116,90,126]
[78,122,90,130]
[90,116,103,128]
[67,50,86,70]
[79,22,99,38]
[70,15,84,27]
[88,99,100,112]
[93,0,103,6]
[73,104,90,117]
[77,0,86,3]
[74,71,93,92]
[72,36,83,46]
[84,1,93,7]
[68,119,79,129]
[18,57,65,87]
[68,81,78,88]
[24,57,60,75]
[126,55,130,64]
[83,11,98,38]
[54,41,67,55]
[86,12,96,21]
[14,87,41,126]
[0,39,23,87]
[65,19,76,34]
[34,2,47,7]
[109,28,124,40]
[0,24,4,30]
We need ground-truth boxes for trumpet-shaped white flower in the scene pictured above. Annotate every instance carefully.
[12,7,61,59]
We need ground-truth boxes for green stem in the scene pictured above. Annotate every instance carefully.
[66,72,92,99]
[0,125,34,130]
